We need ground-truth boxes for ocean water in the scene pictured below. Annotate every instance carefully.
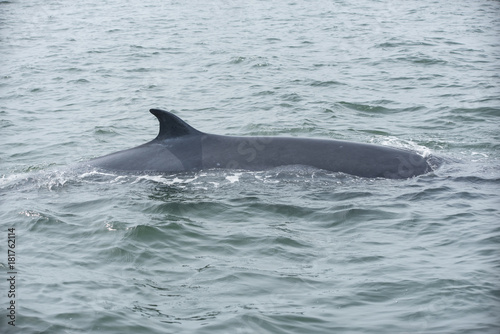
[1,0,500,333]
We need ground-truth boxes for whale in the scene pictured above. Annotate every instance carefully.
[86,108,435,179]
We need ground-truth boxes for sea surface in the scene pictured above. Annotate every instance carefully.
[1,0,499,333]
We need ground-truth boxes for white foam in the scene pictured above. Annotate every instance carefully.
[373,136,432,158]
[225,172,242,183]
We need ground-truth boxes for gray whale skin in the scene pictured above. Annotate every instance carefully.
[87,109,435,179]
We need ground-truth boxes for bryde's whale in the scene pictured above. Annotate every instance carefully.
[87,109,435,179]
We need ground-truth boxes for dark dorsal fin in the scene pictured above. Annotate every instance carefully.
[150,109,202,140]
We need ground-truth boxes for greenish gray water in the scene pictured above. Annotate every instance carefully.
[1,0,499,333]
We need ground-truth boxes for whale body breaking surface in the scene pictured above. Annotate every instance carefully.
[86,109,437,179]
